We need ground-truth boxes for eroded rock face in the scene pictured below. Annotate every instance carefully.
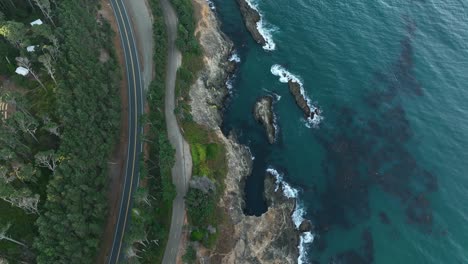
[235,0,266,46]
[253,96,276,144]
[211,169,299,264]
[191,0,233,127]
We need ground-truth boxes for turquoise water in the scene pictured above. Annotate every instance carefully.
[213,0,468,263]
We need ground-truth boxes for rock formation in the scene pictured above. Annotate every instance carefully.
[288,80,318,120]
[235,0,266,46]
[191,0,233,127]
[210,171,299,264]
[189,0,301,263]
[299,219,313,233]
[253,96,276,144]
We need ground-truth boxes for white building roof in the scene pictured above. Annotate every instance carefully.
[27,45,36,52]
[30,19,43,26]
[15,67,29,76]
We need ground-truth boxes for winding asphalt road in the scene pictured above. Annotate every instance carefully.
[108,0,144,263]
[161,0,193,262]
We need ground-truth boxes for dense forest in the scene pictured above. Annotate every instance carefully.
[0,0,120,262]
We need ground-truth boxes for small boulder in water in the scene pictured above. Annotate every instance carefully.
[299,220,314,233]
[253,96,276,144]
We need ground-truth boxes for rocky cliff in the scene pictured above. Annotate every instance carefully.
[209,171,300,264]
[189,0,300,263]
[253,96,276,144]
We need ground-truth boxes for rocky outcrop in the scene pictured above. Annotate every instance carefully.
[299,220,313,233]
[189,176,216,193]
[235,0,266,46]
[288,80,319,120]
[211,171,299,264]
[191,0,234,127]
[253,96,276,144]
[189,0,300,263]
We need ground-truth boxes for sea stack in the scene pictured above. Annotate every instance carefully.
[235,0,266,46]
[288,80,316,120]
[253,96,276,144]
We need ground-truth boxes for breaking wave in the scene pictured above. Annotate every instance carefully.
[225,75,235,91]
[205,0,216,10]
[229,52,241,63]
[266,167,314,264]
[270,64,323,127]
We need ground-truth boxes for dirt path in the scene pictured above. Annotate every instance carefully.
[160,0,193,262]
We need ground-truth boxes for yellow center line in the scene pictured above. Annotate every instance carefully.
[113,0,139,261]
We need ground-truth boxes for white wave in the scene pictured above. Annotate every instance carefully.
[247,146,255,160]
[298,232,314,264]
[271,64,302,84]
[260,88,281,101]
[257,20,276,50]
[225,76,234,91]
[270,64,323,128]
[274,93,281,101]
[205,0,216,10]
[243,0,276,50]
[266,167,314,264]
[267,168,298,198]
[229,52,241,63]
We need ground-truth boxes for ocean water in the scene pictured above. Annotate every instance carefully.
[212,0,468,263]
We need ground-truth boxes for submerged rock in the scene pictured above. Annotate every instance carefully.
[253,96,276,144]
[235,0,266,46]
[288,80,318,120]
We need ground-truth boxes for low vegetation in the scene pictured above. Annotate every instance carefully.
[171,0,228,251]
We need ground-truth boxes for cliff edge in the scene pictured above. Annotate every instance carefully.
[189,0,300,263]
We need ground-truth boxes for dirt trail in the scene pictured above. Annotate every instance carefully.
[160,0,193,262]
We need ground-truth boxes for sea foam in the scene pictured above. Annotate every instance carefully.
[225,75,235,91]
[266,167,314,264]
[243,0,276,51]
[229,52,241,63]
[298,232,314,264]
[270,64,323,127]
[205,0,216,10]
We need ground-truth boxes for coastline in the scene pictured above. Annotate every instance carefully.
[187,0,309,262]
